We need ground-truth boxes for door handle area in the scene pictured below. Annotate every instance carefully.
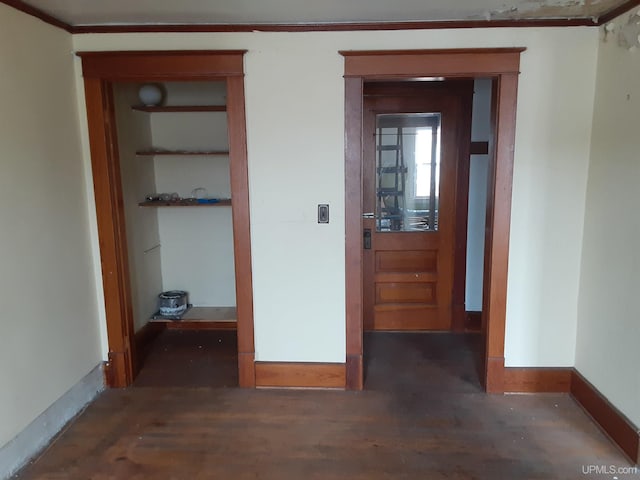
[362,212,375,219]
[363,228,372,250]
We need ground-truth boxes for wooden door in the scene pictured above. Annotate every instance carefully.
[363,82,472,331]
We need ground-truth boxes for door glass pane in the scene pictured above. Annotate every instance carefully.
[375,113,441,232]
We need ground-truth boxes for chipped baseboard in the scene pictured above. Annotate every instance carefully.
[0,364,104,479]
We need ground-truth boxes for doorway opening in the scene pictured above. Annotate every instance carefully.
[360,78,490,392]
[341,49,524,392]
[110,80,240,388]
[78,51,255,388]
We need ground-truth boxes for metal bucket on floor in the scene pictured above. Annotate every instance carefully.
[158,290,188,316]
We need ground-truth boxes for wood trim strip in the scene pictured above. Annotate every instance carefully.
[503,367,572,393]
[344,76,364,389]
[485,356,505,393]
[341,50,525,78]
[227,75,256,387]
[131,105,227,113]
[340,48,528,56]
[345,354,363,390]
[164,321,237,330]
[69,18,598,35]
[465,310,482,331]
[255,362,346,388]
[599,0,640,24]
[238,352,255,387]
[483,73,519,393]
[77,51,247,80]
[452,81,475,333]
[77,50,248,58]
[571,370,640,464]
[0,0,73,32]
[133,322,165,366]
[83,78,136,388]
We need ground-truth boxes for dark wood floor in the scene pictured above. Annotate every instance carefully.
[15,333,636,479]
[134,330,238,388]
[364,332,483,393]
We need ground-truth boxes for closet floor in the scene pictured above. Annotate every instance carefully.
[133,329,238,388]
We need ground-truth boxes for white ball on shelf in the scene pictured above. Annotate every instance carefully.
[138,84,164,106]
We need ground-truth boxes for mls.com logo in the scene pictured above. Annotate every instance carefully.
[582,464,640,476]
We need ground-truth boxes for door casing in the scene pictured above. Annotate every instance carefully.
[78,50,256,388]
[341,48,524,392]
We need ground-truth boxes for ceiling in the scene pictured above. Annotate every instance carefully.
[11,0,635,27]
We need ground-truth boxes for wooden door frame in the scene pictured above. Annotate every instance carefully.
[341,48,524,392]
[77,50,256,388]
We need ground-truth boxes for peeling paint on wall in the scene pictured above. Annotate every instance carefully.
[601,9,640,50]
[482,0,623,20]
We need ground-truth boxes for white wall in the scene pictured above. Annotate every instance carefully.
[72,26,598,365]
[114,84,163,331]
[575,14,640,428]
[466,78,492,312]
[0,4,102,449]
[503,32,598,367]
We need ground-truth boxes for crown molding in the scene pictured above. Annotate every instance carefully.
[599,0,640,24]
[69,18,598,34]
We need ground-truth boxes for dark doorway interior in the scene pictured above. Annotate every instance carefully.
[134,330,239,388]
[364,332,483,393]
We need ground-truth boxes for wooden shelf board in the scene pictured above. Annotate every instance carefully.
[136,150,229,156]
[138,199,231,207]
[151,307,237,331]
[132,105,226,113]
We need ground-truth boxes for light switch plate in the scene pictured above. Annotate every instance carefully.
[318,204,329,223]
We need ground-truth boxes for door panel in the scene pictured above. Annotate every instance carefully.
[375,250,437,273]
[363,82,471,331]
[375,282,436,304]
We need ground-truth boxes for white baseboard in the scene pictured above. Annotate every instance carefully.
[0,364,104,479]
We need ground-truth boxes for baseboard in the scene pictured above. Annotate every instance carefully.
[570,370,639,464]
[504,367,573,393]
[451,304,466,332]
[134,321,165,365]
[485,356,505,393]
[255,362,346,388]
[238,352,256,388]
[0,364,104,479]
[465,310,482,332]
[502,366,639,464]
[346,354,363,391]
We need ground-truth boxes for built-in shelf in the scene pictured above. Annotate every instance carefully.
[132,105,227,113]
[139,200,232,207]
[136,149,229,156]
[151,306,237,330]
